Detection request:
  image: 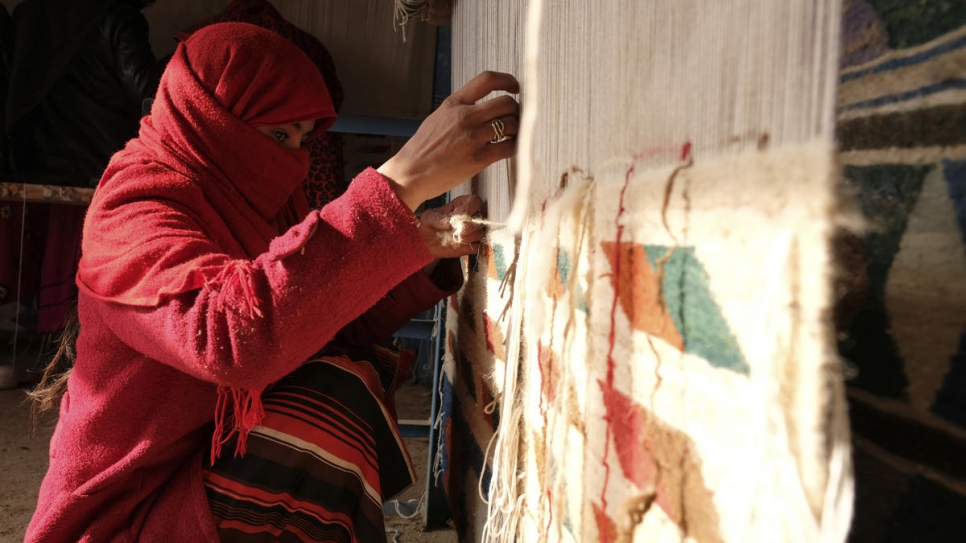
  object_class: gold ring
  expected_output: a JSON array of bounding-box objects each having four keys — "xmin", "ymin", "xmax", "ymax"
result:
[{"xmin": 489, "ymin": 119, "xmax": 507, "ymax": 143}]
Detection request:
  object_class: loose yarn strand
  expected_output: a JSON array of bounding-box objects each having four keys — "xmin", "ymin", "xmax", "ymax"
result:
[
  {"xmin": 439, "ymin": 215, "xmax": 508, "ymax": 247},
  {"xmin": 481, "ymin": 224, "xmax": 531, "ymax": 543},
  {"xmin": 392, "ymin": 0, "xmax": 428, "ymax": 43},
  {"xmin": 11, "ymin": 182, "xmax": 28, "ymax": 379}
]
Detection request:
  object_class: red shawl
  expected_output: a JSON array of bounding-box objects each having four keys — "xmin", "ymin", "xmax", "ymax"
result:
[
  {"xmin": 176, "ymin": 0, "xmax": 350, "ymax": 208},
  {"xmin": 77, "ymin": 21, "xmax": 336, "ymax": 307},
  {"xmin": 76, "ymin": 22, "xmax": 336, "ymax": 458}
]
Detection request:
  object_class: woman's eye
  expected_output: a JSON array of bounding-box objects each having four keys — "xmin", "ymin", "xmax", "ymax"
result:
[{"xmin": 272, "ymin": 131, "xmax": 287, "ymax": 143}]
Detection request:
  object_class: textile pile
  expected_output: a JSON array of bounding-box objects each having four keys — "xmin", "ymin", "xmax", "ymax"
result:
[
  {"xmin": 495, "ymin": 143, "xmax": 852, "ymax": 542},
  {"xmin": 437, "ymin": 234, "xmax": 517, "ymax": 537},
  {"xmin": 836, "ymin": 1, "xmax": 966, "ymax": 541}
]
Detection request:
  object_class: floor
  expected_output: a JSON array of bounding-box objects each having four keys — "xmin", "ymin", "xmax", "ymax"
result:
[{"xmin": 0, "ymin": 333, "xmax": 458, "ymax": 543}]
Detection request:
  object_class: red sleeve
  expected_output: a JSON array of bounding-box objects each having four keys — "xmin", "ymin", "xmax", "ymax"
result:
[
  {"xmin": 333, "ymin": 258, "xmax": 463, "ymax": 347},
  {"xmin": 92, "ymin": 169, "xmax": 434, "ymax": 390}
]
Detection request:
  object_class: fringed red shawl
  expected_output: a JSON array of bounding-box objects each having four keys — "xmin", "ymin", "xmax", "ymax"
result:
[{"xmin": 77, "ymin": 22, "xmax": 336, "ymax": 459}]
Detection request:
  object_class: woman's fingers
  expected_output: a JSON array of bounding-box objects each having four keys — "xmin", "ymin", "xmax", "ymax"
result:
[
  {"xmin": 446, "ymin": 194, "xmax": 483, "ymax": 217},
  {"xmin": 419, "ymin": 194, "xmax": 485, "ymax": 258},
  {"xmin": 478, "ymin": 115, "xmax": 520, "ymax": 144},
  {"xmin": 457, "ymin": 223, "xmax": 484, "ymax": 245},
  {"xmin": 467, "ymin": 94, "xmax": 520, "ymax": 125},
  {"xmin": 461, "ymin": 93, "xmax": 520, "ymax": 144},
  {"xmin": 450, "ymin": 71, "xmax": 520, "ymax": 105},
  {"xmin": 477, "ymin": 138, "xmax": 517, "ymax": 165},
  {"xmin": 377, "ymin": 72, "xmax": 521, "ymax": 210},
  {"xmin": 419, "ymin": 208, "xmax": 450, "ymax": 231},
  {"xmin": 421, "ymin": 195, "xmax": 483, "ymax": 233}
]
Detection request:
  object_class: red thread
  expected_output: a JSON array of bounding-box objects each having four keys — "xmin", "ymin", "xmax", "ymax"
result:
[
  {"xmin": 601, "ymin": 435, "xmax": 613, "ymax": 510},
  {"xmin": 600, "ymin": 154, "xmax": 636, "ymax": 510},
  {"xmin": 211, "ymin": 261, "xmax": 264, "ymax": 319},
  {"xmin": 599, "ymin": 141, "xmax": 692, "ymax": 513},
  {"xmin": 233, "ymin": 386, "xmax": 266, "ymax": 457},
  {"xmin": 605, "ymin": 165, "xmax": 634, "ymax": 384},
  {"xmin": 210, "ymin": 386, "xmax": 230, "ymax": 465},
  {"xmin": 604, "ymin": 143, "xmax": 686, "ymax": 386},
  {"xmin": 536, "ymin": 341, "xmax": 549, "ymax": 417},
  {"xmin": 209, "ymin": 385, "xmax": 266, "ymax": 465}
]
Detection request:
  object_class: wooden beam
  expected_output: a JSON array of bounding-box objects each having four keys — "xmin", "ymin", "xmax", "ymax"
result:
[{"xmin": 0, "ymin": 182, "xmax": 93, "ymax": 205}]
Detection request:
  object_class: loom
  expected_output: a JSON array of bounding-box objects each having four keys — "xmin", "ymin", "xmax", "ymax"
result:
[{"xmin": 443, "ymin": 0, "xmax": 853, "ymax": 541}]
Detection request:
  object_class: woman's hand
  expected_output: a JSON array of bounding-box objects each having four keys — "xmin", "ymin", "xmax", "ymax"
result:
[
  {"xmin": 379, "ymin": 71, "xmax": 520, "ymax": 211},
  {"xmin": 418, "ymin": 195, "xmax": 484, "ymax": 274}
]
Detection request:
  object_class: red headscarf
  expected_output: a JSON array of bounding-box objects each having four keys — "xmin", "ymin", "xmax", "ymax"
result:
[{"xmin": 77, "ymin": 22, "xmax": 336, "ymax": 306}]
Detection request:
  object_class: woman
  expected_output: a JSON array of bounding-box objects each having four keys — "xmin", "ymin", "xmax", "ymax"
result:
[
  {"xmin": 175, "ymin": 0, "xmax": 351, "ymax": 209},
  {"xmin": 26, "ymin": 22, "xmax": 519, "ymax": 542}
]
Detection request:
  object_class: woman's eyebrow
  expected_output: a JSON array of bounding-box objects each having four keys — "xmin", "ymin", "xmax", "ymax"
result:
[{"xmin": 297, "ymin": 123, "xmax": 314, "ymax": 142}]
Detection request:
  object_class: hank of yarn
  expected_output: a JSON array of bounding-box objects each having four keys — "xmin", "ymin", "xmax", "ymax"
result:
[{"xmin": 438, "ymin": 214, "xmax": 507, "ymax": 247}]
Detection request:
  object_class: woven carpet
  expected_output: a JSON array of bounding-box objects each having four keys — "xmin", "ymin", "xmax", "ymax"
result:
[{"xmin": 836, "ymin": 1, "xmax": 966, "ymax": 542}]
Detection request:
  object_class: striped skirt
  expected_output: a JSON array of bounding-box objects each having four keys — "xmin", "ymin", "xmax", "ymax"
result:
[{"xmin": 203, "ymin": 347, "xmax": 415, "ymax": 542}]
